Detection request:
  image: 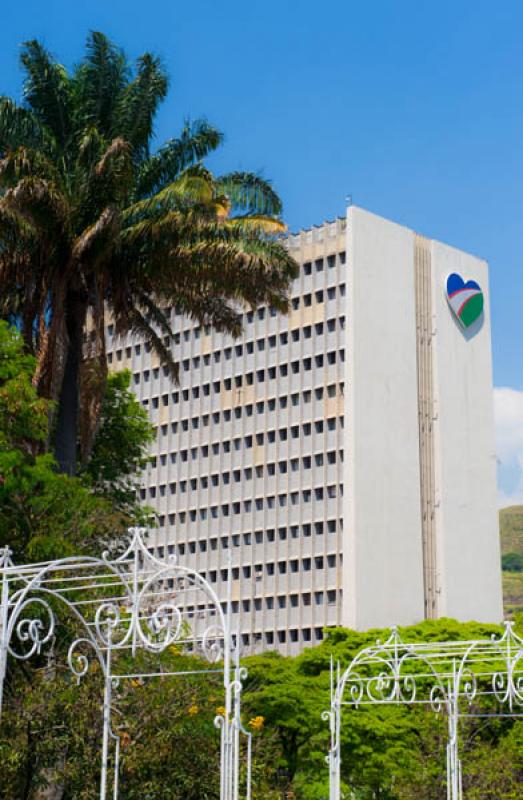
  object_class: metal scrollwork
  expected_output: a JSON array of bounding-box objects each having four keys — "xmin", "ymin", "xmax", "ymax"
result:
[
  {"xmin": 67, "ymin": 637, "xmax": 101, "ymax": 683},
  {"xmin": 202, "ymin": 624, "xmax": 226, "ymax": 663},
  {"xmin": 8, "ymin": 597, "xmax": 55, "ymax": 660},
  {"xmin": 323, "ymin": 623, "xmax": 523, "ymax": 800},
  {"xmin": 0, "ymin": 529, "xmax": 248, "ymax": 800}
]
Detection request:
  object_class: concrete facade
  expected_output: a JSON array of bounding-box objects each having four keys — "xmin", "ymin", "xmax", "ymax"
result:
[
  {"xmin": 105, "ymin": 205, "xmax": 503, "ymax": 654},
  {"xmin": 345, "ymin": 207, "xmax": 503, "ymax": 630}
]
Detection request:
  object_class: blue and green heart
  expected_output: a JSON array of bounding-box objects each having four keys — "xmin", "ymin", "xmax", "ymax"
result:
[{"xmin": 446, "ymin": 273, "xmax": 484, "ymax": 329}]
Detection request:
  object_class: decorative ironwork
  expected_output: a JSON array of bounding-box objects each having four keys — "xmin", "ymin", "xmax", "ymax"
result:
[
  {"xmin": 0, "ymin": 529, "xmax": 250, "ymax": 800},
  {"xmin": 324, "ymin": 623, "xmax": 523, "ymax": 800}
]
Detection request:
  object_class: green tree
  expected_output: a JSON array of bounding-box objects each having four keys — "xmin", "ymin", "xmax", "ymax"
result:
[
  {"xmin": 502, "ymin": 552, "xmax": 523, "ymax": 572},
  {"xmin": 80, "ymin": 369, "xmax": 154, "ymax": 522},
  {"xmin": 0, "ymin": 31, "xmax": 298, "ymax": 475},
  {"xmin": 0, "ymin": 322, "xmax": 151, "ymax": 560}
]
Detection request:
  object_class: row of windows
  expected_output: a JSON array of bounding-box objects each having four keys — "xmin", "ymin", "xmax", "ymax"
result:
[
  {"xmin": 154, "ymin": 387, "xmax": 343, "ymax": 427},
  {"xmin": 289, "ymin": 284, "xmax": 345, "ymax": 311},
  {"xmin": 183, "ymin": 589, "xmax": 337, "ymax": 616},
  {"xmin": 144, "ymin": 485, "xmax": 343, "ymax": 514},
  {"xmin": 108, "ymin": 316, "xmax": 345, "ymax": 365},
  {"xmin": 158, "ymin": 555, "xmax": 339, "ymax": 589},
  {"xmin": 106, "ymin": 260, "xmax": 346, "ymax": 340},
  {"xmin": 149, "ymin": 417, "xmax": 343, "ymax": 466},
  {"xmin": 137, "ymin": 350, "xmax": 345, "ymax": 390},
  {"xmin": 242, "ymin": 627, "xmax": 325, "ymax": 646},
  {"xmin": 149, "ymin": 452, "xmax": 342, "ymax": 492},
  {"xmin": 302, "ymin": 253, "xmax": 345, "ymax": 274},
  {"xmin": 197, "ymin": 553, "xmax": 339, "ymax": 582},
  {"xmin": 156, "ymin": 519, "xmax": 340, "ymax": 545}
]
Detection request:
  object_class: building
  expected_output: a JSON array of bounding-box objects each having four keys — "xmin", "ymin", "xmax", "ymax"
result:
[{"xmin": 106, "ymin": 205, "xmax": 503, "ymax": 655}]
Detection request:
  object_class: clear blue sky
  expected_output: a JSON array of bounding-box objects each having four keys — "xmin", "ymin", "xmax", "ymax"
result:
[{"xmin": 1, "ymin": 0, "xmax": 522, "ymax": 393}]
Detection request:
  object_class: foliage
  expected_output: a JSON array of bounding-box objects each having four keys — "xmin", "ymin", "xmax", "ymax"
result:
[
  {"xmin": 0, "ymin": 320, "xmax": 118, "ymax": 561},
  {"xmin": 502, "ymin": 551, "xmax": 523, "ymax": 572},
  {"xmin": 0, "ymin": 648, "xmax": 224, "ymax": 800},
  {"xmin": 242, "ymin": 618, "xmax": 523, "ymax": 800},
  {"xmin": 80, "ymin": 369, "xmax": 154, "ymax": 522},
  {"xmin": 0, "ymin": 322, "xmax": 151, "ymax": 561},
  {"xmin": 0, "ymin": 31, "xmax": 298, "ymax": 474},
  {"xmin": 1, "ymin": 618, "xmax": 523, "ymax": 798}
]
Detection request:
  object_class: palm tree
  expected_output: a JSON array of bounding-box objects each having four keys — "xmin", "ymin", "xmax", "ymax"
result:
[{"xmin": 0, "ymin": 32, "xmax": 297, "ymax": 475}]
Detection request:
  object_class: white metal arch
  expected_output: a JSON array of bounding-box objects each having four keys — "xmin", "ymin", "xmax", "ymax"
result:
[
  {"xmin": 0, "ymin": 529, "xmax": 251, "ymax": 800},
  {"xmin": 324, "ymin": 623, "xmax": 523, "ymax": 800}
]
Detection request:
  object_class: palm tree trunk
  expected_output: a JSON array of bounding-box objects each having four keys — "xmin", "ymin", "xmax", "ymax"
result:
[{"xmin": 54, "ymin": 294, "xmax": 86, "ymax": 475}]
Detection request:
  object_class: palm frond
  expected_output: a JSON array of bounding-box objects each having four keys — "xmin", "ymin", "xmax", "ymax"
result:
[
  {"xmin": 0, "ymin": 98, "xmax": 46, "ymax": 153},
  {"xmin": 216, "ymin": 171, "xmax": 282, "ymax": 216},
  {"xmin": 0, "ymin": 146, "xmax": 60, "ymax": 188},
  {"xmin": 114, "ymin": 53, "xmax": 168, "ymax": 159},
  {"xmin": 72, "ymin": 206, "xmax": 120, "ymax": 272},
  {"xmin": 93, "ymin": 137, "xmax": 133, "ymax": 203},
  {"xmin": 135, "ymin": 120, "xmax": 223, "ymax": 197},
  {"xmin": 73, "ymin": 31, "xmax": 128, "ymax": 136},
  {"xmin": 126, "ymin": 306, "xmax": 178, "ymax": 381},
  {"xmin": 123, "ymin": 169, "xmax": 216, "ymax": 225},
  {"xmin": 224, "ymin": 214, "xmax": 287, "ymax": 234},
  {"xmin": 20, "ymin": 40, "xmax": 72, "ymax": 149},
  {"xmin": 1, "ymin": 177, "xmax": 68, "ymax": 241}
]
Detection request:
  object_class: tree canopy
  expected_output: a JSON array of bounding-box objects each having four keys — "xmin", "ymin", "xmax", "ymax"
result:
[
  {"xmin": 0, "ymin": 31, "xmax": 298, "ymax": 474},
  {"xmin": 0, "ymin": 321, "xmax": 152, "ymax": 560}
]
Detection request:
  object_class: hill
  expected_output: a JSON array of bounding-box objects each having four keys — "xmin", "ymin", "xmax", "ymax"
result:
[
  {"xmin": 500, "ymin": 505, "xmax": 523, "ymax": 554},
  {"xmin": 500, "ymin": 505, "xmax": 523, "ymax": 616}
]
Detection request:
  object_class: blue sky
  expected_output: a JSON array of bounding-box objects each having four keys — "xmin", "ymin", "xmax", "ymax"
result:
[{"xmin": 1, "ymin": 0, "xmax": 522, "ymax": 501}]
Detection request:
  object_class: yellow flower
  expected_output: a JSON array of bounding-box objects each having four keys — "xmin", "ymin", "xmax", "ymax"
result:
[
  {"xmin": 188, "ymin": 704, "xmax": 199, "ymax": 715},
  {"xmin": 120, "ymin": 731, "xmax": 131, "ymax": 748},
  {"xmin": 215, "ymin": 706, "xmax": 226, "ymax": 716},
  {"xmin": 248, "ymin": 715, "xmax": 264, "ymax": 731}
]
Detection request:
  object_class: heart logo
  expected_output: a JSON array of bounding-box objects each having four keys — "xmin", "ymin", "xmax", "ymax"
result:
[{"xmin": 446, "ymin": 273, "xmax": 484, "ymax": 329}]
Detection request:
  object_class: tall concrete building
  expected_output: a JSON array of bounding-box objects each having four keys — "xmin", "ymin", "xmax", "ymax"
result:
[{"xmin": 106, "ymin": 205, "xmax": 503, "ymax": 654}]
